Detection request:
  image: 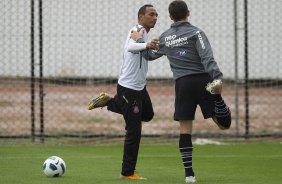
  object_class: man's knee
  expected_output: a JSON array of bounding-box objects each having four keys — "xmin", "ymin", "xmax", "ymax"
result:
[
  {"xmin": 142, "ymin": 112, "xmax": 154, "ymax": 122},
  {"xmin": 216, "ymin": 115, "xmax": 231, "ymax": 130}
]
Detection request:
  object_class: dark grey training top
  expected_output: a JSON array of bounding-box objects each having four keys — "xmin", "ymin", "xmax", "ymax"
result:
[{"xmin": 140, "ymin": 22, "xmax": 223, "ymax": 80}]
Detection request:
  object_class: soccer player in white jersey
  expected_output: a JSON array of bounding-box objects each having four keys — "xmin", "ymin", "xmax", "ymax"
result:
[{"xmin": 87, "ymin": 4, "xmax": 158, "ymax": 180}]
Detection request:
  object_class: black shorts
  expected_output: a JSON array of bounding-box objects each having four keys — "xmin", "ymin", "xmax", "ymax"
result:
[{"xmin": 174, "ymin": 74, "xmax": 215, "ymax": 121}]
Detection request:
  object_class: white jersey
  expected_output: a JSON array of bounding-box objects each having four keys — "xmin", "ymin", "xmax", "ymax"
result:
[{"xmin": 118, "ymin": 24, "xmax": 148, "ymax": 91}]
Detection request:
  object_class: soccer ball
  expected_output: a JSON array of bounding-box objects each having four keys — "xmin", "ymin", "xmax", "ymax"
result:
[{"xmin": 43, "ymin": 156, "xmax": 66, "ymax": 177}]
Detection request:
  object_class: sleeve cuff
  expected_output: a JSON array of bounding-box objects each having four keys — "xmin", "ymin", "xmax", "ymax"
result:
[{"xmin": 136, "ymin": 38, "xmax": 145, "ymax": 43}]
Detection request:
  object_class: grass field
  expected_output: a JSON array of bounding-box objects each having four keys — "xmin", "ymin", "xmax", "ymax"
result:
[{"xmin": 0, "ymin": 140, "xmax": 282, "ymax": 184}]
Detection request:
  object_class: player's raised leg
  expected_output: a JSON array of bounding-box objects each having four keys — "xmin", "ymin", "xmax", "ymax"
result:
[
  {"xmin": 206, "ymin": 79, "xmax": 231, "ymax": 129},
  {"xmin": 212, "ymin": 96, "xmax": 231, "ymax": 130}
]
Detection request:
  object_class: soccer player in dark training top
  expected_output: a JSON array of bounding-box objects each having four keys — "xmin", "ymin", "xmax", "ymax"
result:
[{"xmin": 130, "ymin": 0, "xmax": 231, "ymax": 183}]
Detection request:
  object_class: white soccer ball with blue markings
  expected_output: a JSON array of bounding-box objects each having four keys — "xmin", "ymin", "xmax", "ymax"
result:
[{"xmin": 43, "ymin": 156, "xmax": 66, "ymax": 177}]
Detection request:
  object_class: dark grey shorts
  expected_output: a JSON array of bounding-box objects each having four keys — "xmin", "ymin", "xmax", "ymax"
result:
[{"xmin": 174, "ymin": 74, "xmax": 215, "ymax": 121}]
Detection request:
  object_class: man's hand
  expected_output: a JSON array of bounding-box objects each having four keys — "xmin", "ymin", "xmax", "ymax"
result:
[
  {"xmin": 130, "ymin": 30, "xmax": 144, "ymax": 41},
  {"xmin": 146, "ymin": 38, "xmax": 159, "ymax": 50}
]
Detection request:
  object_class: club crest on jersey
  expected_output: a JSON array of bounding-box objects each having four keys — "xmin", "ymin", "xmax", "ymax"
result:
[
  {"xmin": 133, "ymin": 106, "xmax": 139, "ymax": 114},
  {"xmin": 176, "ymin": 50, "xmax": 187, "ymax": 57}
]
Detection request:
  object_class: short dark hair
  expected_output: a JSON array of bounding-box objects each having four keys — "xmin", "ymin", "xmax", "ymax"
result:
[
  {"xmin": 138, "ymin": 4, "xmax": 153, "ymax": 20},
  {"xmin": 168, "ymin": 0, "xmax": 189, "ymax": 21}
]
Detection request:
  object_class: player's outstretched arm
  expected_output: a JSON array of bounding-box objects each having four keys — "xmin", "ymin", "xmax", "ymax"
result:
[
  {"xmin": 127, "ymin": 28, "xmax": 147, "ymax": 53},
  {"xmin": 130, "ymin": 30, "xmax": 163, "ymax": 60},
  {"xmin": 128, "ymin": 30, "xmax": 159, "ymax": 52}
]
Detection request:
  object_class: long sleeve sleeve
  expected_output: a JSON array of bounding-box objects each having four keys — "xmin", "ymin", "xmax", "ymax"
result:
[
  {"xmin": 195, "ymin": 31, "xmax": 223, "ymax": 79},
  {"xmin": 127, "ymin": 39, "xmax": 147, "ymax": 52},
  {"xmin": 127, "ymin": 26, "xmax": 147, "ymax": 53}
]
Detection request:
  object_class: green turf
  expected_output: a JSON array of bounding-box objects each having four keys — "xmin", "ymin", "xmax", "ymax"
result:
[{"xmin": 0, "ymin": 142, "xmax": 281, "ymax": 184}]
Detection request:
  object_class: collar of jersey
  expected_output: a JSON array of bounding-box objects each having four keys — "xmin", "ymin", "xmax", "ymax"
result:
[{"xmin": 171, "ymin": 21, "xmax": 190, "ymax": 27}]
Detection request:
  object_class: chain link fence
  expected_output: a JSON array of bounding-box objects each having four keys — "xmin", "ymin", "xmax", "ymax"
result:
[{"xmin": 1, "ymin": 0, "xmax": 282, "ymax": 141}]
